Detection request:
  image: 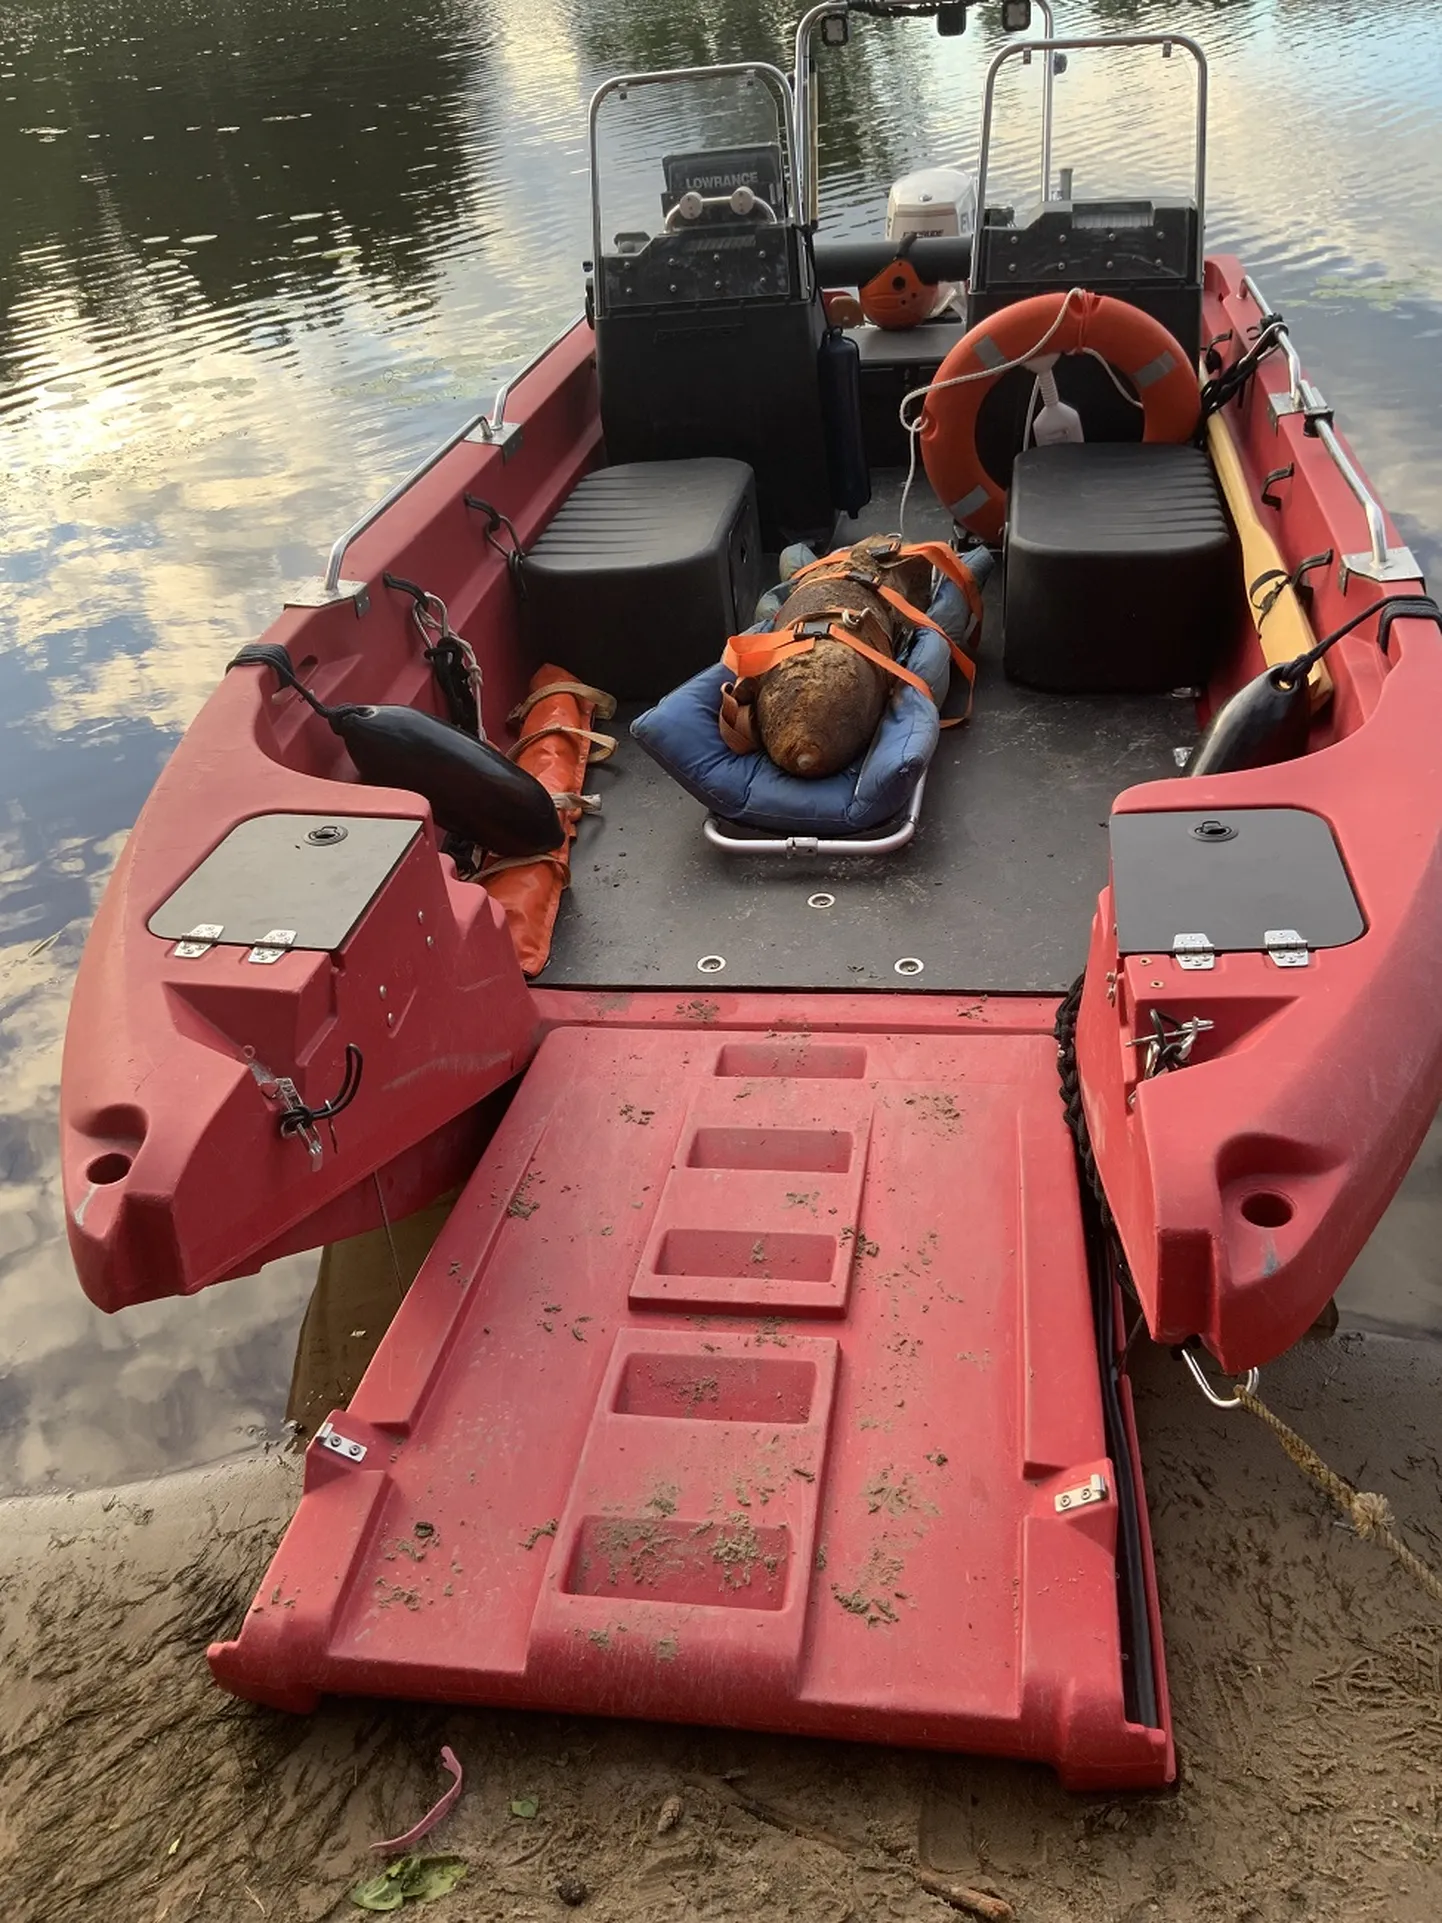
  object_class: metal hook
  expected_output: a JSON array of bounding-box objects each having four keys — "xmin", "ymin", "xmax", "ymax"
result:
[
  {"xmin": 464, "ymin": 494, "xmax": 528, "ymax": 600},
  {"xmin": 1126, "ymin": 1009, "xmax": 1214, "ymax": 1079},
  {"xmin": 1180, "ymin": 1341, "xmax": 1259, "ymax": 1408}
]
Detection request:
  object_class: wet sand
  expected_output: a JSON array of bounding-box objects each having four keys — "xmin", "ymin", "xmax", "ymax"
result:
[{"xmin": 4, "ymin": 1331, "xmax": 1439, "ymax": 1923}]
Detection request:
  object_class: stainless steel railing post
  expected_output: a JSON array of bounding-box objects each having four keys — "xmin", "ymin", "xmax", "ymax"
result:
[
  {"xmin": 309, "ymin": 315, "xmax": 584, "ymax": 604},
  {"xmin": 977, "ymin": 34, "xmax": 1208, "ymax": 284}
]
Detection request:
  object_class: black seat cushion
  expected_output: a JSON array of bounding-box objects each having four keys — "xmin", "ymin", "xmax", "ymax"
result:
[
  {"xmin": 1003, "ymin": 442, "xmax": 1235, "ymax": 694},
  {"xmin": 523, "ymin": 460, "xmax": 762, "ymax": 703}
]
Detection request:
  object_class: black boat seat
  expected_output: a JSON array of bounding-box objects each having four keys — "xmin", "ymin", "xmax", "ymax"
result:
[
  {"xmin": 522, "ymin": 459, "xmax": 763, "ymax": 704},
  {"xmin": 1002, "ymin": 442, "xmax": 1235, "ymax": 694}
]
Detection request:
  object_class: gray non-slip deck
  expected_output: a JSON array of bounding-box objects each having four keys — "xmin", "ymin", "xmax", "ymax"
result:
[{"xmin": 542, "ymin": 478, "xmax": 1195, "ymax": 996}]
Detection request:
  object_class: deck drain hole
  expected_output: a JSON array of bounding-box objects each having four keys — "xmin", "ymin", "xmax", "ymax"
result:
[
  {"xmin": 894, "ymin": 957, "xmax": 924, "ymax": 978},
  {"xmin": 1192, "ymin": 818, "xmax": 1236, "ymax": 842},
  {"xmin": 697, "ymin": 954, "xmax": 726, "ymax": 975},
  {"xmin": 807, "ymin": 893, "xmax": 835, "ymax": 910},
  {"xmin": 1240, "ymin": 1189, "xmax": 1294, "ymax": 1228},
  {"xmin": 306, "ymin": 823, "xmax": 348, "ymax": 845},
  {"xmin": 86, "ymin": 1151, "xmax": 132, "ymax": 1185}
]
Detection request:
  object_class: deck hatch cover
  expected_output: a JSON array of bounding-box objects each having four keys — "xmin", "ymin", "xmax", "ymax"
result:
[
  {"xmin": 209, "ymin": 1022, "xmax": 1173, "ymax": 1790},
  {"xmin": 148, "ymin": 814, "xmax": 422, "ymax": 951},
  {"xmin": 1110, "ymin": 808, "xmax": 1363, "ymax": 955}
]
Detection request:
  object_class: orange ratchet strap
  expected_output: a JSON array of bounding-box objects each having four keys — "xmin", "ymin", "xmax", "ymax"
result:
[{"xmin": 718, "ymin": 541, "xmax": 984, "ymax": 756}]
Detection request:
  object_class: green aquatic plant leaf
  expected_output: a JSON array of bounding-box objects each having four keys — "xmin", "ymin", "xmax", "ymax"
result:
[
  {"xmin": 350, "ymin": 1875, "xmax": 405, "ymax": 1915},
  {"xmin": 1310, "ymin": 274, "xmax": 1428, "ymax": 311},
  {"xmin": 350, "ymin": 1854, "xmax": 469, "ymax": 1910}
]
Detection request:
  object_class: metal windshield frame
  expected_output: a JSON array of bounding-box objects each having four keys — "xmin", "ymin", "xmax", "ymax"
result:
[
  {"xmin": 586, "ymin": 61, "xmax": 802, "ymax": 284},
  {"xmin": 793, "ymin": 0, "xmax": 1060, "ymax": 227},
  {"xmin": 976, "ymin": 33, "xmax": 1209, "ymax": 283}
]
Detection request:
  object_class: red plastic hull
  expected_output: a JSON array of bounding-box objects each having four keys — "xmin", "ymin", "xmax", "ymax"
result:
[
  {"xmin": 1076, "ymin": 257, "xmax": 1442, "ymax": 1370},
  {"xmin": 61, "ymin": 324, "xmax": 600, "ymax": 1310},
  {"xmin": 60, "ymin": 261, "xmax": 1442, "ymax": 1384}
]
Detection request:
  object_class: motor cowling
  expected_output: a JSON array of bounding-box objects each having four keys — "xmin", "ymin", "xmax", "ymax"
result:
[
  {"xmin": 860, "ymin": 165, "xmax": 977, "ymax": 329},
  {"xmin": 859, "ymin": 246, "xmax": 936, "ymax": 330}
]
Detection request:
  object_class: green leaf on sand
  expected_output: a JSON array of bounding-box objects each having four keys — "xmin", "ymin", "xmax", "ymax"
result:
[
  {"xmin": 510, "ymin": 1796, "xmax": 539, "ymax": 1820},
  {"xmin": 350, "ymin": 1854, "xmax": 468, "ymax": 1910}
]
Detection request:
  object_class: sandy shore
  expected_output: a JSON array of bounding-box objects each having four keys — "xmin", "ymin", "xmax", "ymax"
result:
[{"xmin": 3, "ymin": 1331, "xmax": 1440, "ymax": 1923}]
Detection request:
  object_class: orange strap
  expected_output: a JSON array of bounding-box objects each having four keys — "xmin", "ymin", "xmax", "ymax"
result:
[
  {"xmin": 719, "ymin": 541, "xmax": 984, "ymax": 755},
  {"xmin": 790, "ymin": 538, "xmax": 986, "ymax": 628},
  {"xmin": 723, "ymin": 619, "xmax": 937, "ymax": 700},
  {"xmin": 509, "ymin": 721, "xmax": 617, "ymax": 762},
  {"xmin": 507, "ymin": 678, "xmax": 618, "ymax": 726},
  {"xmin": 790, "ymin": 539, "xmax": 984, "ymax": 711},
  {"xmin": 717, "ymin": 685, "xmax": 754, "ymax": 754}
]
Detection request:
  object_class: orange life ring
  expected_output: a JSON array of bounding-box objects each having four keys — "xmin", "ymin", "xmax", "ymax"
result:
[{"xmin": 919, "ymin": 290, "xmax": 1200, "ymax": 543}]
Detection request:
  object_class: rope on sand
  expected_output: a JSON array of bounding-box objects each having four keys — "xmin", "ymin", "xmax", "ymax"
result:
[{"xmin": 1234, "ymin": 1385, "xmax": 1442, "ymax": 1609}]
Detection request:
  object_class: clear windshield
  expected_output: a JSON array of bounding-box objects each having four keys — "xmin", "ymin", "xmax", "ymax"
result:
[{"xmin": 592, "ymin": 67, "xmax": 795, "ymax": 258}]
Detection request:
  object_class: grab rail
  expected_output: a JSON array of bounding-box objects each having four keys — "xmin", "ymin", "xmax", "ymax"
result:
[
  {"xmin": 1238, "ymin": 274, "xmax": 1418, "ymax": 585},
  {"xmin": 1301, "ymin": 379, "xmax": 1390, "ymax": 575},
  {"xmin": 1241, "ymin": 271, "xmax": 1304, "ymax": 414},
  {"xmin": 317, "ymin": 316, "xmax": 583, "ymax": 600},
  {"xmin": 793, "ymin": 0, "xmax": 1058, "ymax": 226},
  {"xmin": 1300, "ymin": 377, "xmax": 1421, "ymax": 583},
  {"xmin": 976, "ymin": 34, "xmax": 1208, "ymax": 286}
]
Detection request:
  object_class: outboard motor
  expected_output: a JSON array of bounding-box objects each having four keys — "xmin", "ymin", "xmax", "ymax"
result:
[{"xmin": 863, "ymin": 166, "xmax": 976, "ymax": 327}]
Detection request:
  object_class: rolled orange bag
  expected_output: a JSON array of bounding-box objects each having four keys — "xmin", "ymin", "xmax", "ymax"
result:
[{"xmin": 482, "ymin": 664, "xmax": 615, "ymax": 977}]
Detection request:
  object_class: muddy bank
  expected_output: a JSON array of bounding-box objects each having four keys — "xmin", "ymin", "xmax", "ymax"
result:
[{"xmin": 2, "ymin": 1333, "xmax": 1440, "ymax": 1923}]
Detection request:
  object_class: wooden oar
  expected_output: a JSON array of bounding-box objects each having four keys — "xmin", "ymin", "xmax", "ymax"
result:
[{"xmin": 1205, "ymin": 407, "xmax": 1332, "ymax": 708}]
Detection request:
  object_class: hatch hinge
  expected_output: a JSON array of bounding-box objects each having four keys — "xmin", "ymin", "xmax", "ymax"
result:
[
  {"xmin": 1172, "ymin": 931, "xmax": 1216, "ymax": 971},
  {"xmin": 1054, "ymin": 1472, "xmax": 1109, "ymax": 1514},
  {"xmin": 315, "ymin": 1421, "xmax": 368, "ymax": 1463},
  {"xmin": 173, "ymin": 922, "xmax": 224, "ymax": 959},
  {"xmin": 1264, "ymin": 927, "xmax": 1310, "ymax": 968},
  {"xmin": 247, "ymin": 927, "xmax": 297, "ymax": 965}
]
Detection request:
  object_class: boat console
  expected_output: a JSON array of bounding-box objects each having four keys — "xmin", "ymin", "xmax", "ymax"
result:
[{"xmin": 590, "ymin": 66, "xmax": 855, "ymax": 548}]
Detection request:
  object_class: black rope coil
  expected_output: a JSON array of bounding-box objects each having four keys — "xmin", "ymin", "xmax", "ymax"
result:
[
  {"xmin": 1197, "ymin": 315, "xmax": 1287, "ymax": 428},
  {"xmin": 1055, "ymin": 974, "xmax": 1136, "ymax": 1297}
]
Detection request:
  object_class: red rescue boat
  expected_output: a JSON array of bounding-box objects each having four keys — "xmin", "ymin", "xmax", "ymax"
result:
[{"xmin": 60, "ymin": 8, "xmax": 1442, "ymax": 1787}]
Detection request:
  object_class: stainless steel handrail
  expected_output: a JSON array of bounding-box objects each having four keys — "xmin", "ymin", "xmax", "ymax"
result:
[
  {"xmin": 977, "ymin": 34, "xmax": 1208, "ymax": 285},
  {"xmin": 793, "ymin": 0, "xmax": 1058, "ymax": 227},
  {"xmin": 1300, "ymin": 379, "xmax": 1390, "ymax": 574},
  {"xmin": 1240, "ymin": 275, "xmax": 1412, "ymax": 579},
  {"xmin": 1241, "ymin": 271, "xmax": 1303, "ymax": 411},
  {"xmin": 320, "ymin": 315, "xmax": 583, "ymax": 597},
  {"xmin": 587, "ymin": 62, "xmax": 801, "ymax": 284}
]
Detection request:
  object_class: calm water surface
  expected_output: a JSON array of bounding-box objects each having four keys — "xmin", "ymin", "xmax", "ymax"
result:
[{"xmin": 3, "ymin": 0, "xmax": 1441, "ymax": 1489}]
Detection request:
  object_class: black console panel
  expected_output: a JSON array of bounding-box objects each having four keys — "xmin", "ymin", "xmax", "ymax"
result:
[{"xmin": 972, "ymin": 198, "xmax": 1203, "ymax": 360}]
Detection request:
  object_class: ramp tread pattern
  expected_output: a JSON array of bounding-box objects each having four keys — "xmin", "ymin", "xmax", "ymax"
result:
[{"xmin": 210, "ymin": 1022, "xmax": 1172, "ymax": 1789}]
